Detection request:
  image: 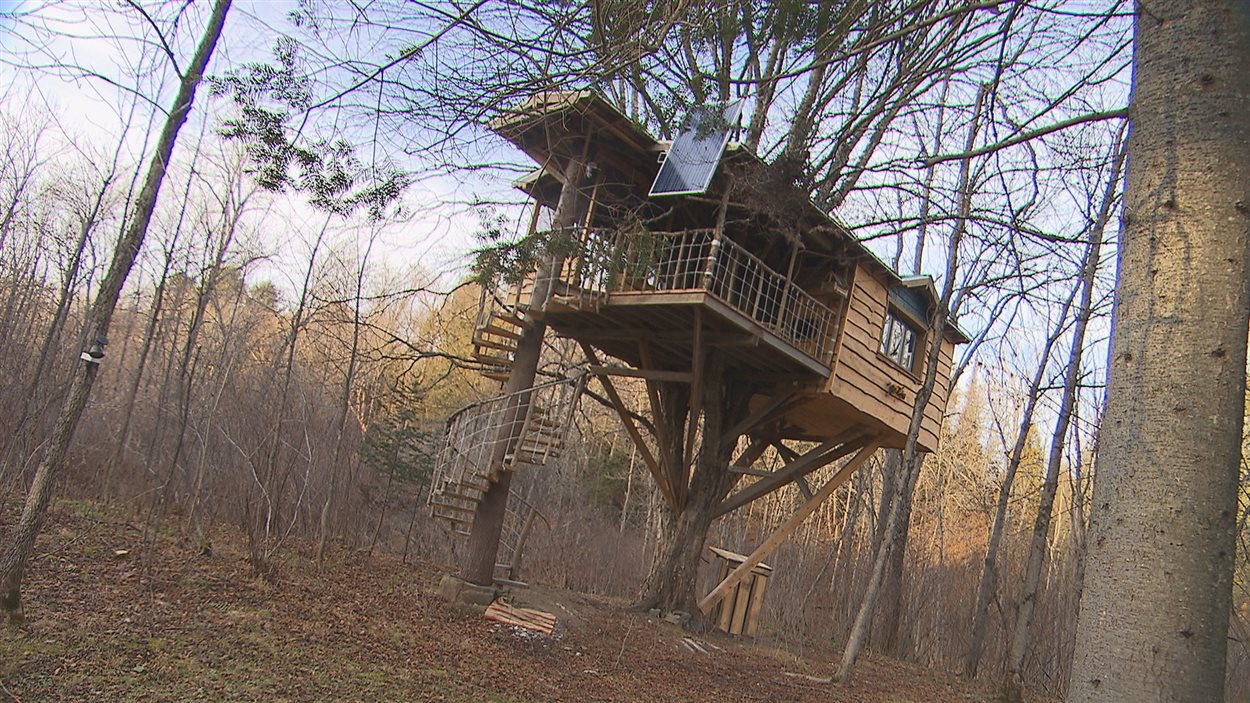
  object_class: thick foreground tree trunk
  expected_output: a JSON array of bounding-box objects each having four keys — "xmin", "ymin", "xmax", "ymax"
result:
[
  {"xmin": 1068, "ymin": 3, "xmax": 1250, "ymax": 701},
  {"xmin": 0, "ymin": 0, "xmax": 232, "ymax": 625}
]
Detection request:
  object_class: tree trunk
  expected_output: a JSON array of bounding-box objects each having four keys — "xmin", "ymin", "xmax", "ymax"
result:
[
  {"xmin": 965, "ymin": 276, "xmax": 1082, "ymax": 676},
  {"xmin": 0, "ymin": 0, "xmax": 232, "ymax": 625},
  {"xmin": 876, "ymin": 451, "xmax": 918, "ymax": 654},
  {"xmin": 834, "ymin": 81, "xmax": 988, "ymax": 685},
  {"xmin": 318, "ymin": 232, "xmax": 373, "ymax": 560},
  {"xmin": 1068, "ymin": 3, "xmax": 1249, "ymax": 701},
  {"xmin": 635, "ymin": 353, "xmax": 747, "ymax": 617},
  {"xmin": 460, "ymin": 155, "xmax": 588, "ymax": 586}
]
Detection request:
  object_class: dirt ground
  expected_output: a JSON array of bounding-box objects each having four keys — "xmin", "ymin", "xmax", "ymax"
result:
[{"xmin": 0, "ymin": 501, "xmax": 1015, "ymax": 702}]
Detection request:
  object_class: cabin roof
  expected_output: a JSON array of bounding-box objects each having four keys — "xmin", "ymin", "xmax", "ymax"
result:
[{"xmin": 492, "ymin": 91, "xmax": 969, "ymax": 345}]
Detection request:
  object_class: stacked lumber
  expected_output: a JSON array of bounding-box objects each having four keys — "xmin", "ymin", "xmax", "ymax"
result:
[{"xmin": 484, "ymin": 599, "xmax": 557, "ymax": 636}]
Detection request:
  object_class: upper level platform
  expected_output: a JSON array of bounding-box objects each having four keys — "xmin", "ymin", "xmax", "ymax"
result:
[{"xmin": 545, "ymin": 228, "xmax": 839, "ymax": 378}]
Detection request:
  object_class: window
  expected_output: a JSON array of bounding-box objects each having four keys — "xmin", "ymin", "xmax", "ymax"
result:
[{"xmin": 880, "ymin": 311, "xmax": 919, "ymax": 372}]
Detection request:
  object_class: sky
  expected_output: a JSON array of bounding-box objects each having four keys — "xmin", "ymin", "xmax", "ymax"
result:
[{"xmin": 0, "ymin": 0, "xmax": 514, "ymax": 299}]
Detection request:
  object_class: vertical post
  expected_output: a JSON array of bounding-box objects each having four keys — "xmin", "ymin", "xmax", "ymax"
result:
[
  {"xmin": 703, "ymin": 233, "xmax": 721, "ymax": 295},
  {"xmin": 777, "ymin": 243, "xmax": 801, "ymax": 340}
]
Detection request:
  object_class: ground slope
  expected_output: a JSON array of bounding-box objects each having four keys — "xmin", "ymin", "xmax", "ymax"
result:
[{"xmin": 0, "ymin": 501, "xmax": 1015, "ymax": 702}]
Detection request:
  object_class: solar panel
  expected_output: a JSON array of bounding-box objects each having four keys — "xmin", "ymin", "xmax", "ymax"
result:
[{"xmin": 649, "ymin": 100, "xmax": 742, "ymax": 197}]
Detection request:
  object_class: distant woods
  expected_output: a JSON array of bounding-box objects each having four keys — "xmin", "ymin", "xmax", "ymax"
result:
[{"xmin": 0, "ymin": 104, "xmax": 494, "ymax": 566}]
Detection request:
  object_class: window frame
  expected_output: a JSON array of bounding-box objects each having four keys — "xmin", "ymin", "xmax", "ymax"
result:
[{"xmin": 879, "ymin": 308, "xmax": 924, "ymax": 376}]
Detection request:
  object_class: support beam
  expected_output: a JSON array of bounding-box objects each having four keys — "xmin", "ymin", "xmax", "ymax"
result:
[
  {"xmin": 562, "ymin": 326, "xmax": 757, "ymax": 347},
  {"xmin": 726, "ymin": 436, "xmax": 773, "ymax": 492},
  {"xmin": 714, "ymin": 430, "xmax": 869, "ymax": 518},
  {"xmin": 720, "ymin": 387, "xmax": 800, "ymax": 451},
  {"xmin": 684, "ymin": 308, "xmax": 705, "ymax": 476},
  {"xmin": 771, "ymin": 441, "xmax": 813, "ymax": 499},
  {"xmin": 639, "ymin": 339, "xmax": 685, "ymax": 507},
  {"xmin": 698, "ymin": 438, "xmax": 883, "ymax": 614},
  {"xmin": 579, "ymin": 342, "xmax": 676, "ymax": 509},
  {"xmin": 587, "ymin": 365, "xmax": 692, "ymax": 383},
  {"xmin": 795, "ymin": 477, "xmax": 814, "ymax": 500}
]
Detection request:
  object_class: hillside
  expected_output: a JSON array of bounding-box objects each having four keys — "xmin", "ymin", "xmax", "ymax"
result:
[{"xmin": 0, "ymin": 501, "xmax": 1019, "ymax": 703}]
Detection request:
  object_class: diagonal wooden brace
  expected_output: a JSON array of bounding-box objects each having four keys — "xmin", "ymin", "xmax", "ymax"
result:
[
  {"xmin": 713, "ymin": 429, "xmax": 869, "ymax": 518},
  {"xmin": 698, "ymin": 437, "xmax": 882, "ymax": 614}
]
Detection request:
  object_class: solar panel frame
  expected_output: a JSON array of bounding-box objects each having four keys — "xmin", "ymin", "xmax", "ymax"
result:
[{"xmin": 648, "ymin": 100, "xmax": 743, "ymax": 197}]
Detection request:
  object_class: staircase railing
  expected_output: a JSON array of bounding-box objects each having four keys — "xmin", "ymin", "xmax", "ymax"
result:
[{"xmin": 428, "ymin": 371, "xmax": 587, "ymax": 533}]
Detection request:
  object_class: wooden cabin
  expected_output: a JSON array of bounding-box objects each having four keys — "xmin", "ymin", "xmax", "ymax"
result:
[{"xmin": 490, "ymin": 92, "xmax": 967, "ymax": 454}]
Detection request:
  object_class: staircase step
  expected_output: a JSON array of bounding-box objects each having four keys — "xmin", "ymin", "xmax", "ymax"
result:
[
  {"xmin": 518, "ymin": 439, "xmax": 562, "ymax": 452},
  {"xmin": 432, "ymin": 508, "xmax": 474, "ymax": 526},
  {"xmin": 510, "ymin": 451, "xmax": 556, "ymax": 466},
  {"xmin": 516, "ymin": 448, "xmax": 561, "ymax": 461},
  {"xmin": 434, "ymin": 490, "xmax": 481, "ymax": 506},
  {"xmin": 472, "ymin": 336, "xmax": 518, "ymax": 353},
  {"xmin": 432, "ymin": 501, "xmax": 477, "ymax": 515},
  {"xmin": 449, "ymin": 476, "xmax": 491, "ymax": 492},
  {"xmin": 482, "ymin": 370, "xmax": 511, "ymax": 382},
  {"xmin": 474, "ymin": 353, "xmax": 515, "ymax": 367},
  {"xmin": 477, "ymin": 322, "xmax": 525, "ymax": 340},
  {"xmin": 492, "ymin": 310, "xmax": 531, "ymax": 328}
]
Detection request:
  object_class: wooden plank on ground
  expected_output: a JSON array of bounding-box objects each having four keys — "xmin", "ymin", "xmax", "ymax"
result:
[{"xmin": 484, "ymin": 599, "xmax": 557, "ymax": 636}]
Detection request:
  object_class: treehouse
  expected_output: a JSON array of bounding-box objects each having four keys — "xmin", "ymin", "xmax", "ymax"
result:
[
  {"xmin": 430, "ymin": 92, "xmax": 967, "ymax": 616},
  {"xmin": 487, "ymin": 91, "xmax": 967, "ymax": 455}
]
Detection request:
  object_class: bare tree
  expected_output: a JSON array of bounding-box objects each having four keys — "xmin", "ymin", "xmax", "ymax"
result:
[
  {"xmin": 1002, "ymin": 128, "xmax": 1123, "ymax": 702},
  {"xmin": 0, "ymin": 0, "xmax": 232, "ymax": 625}
]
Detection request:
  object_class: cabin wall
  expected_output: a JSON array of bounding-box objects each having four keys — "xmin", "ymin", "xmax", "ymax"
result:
[{"xmin": 824, "ymin": 265, "xmax": 953, "ymax": 452}]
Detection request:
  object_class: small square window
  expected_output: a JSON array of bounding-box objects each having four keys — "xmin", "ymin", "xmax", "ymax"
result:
[{"xmin": 881, "ymin": 311, "xmax": 918, "ymax": 372}]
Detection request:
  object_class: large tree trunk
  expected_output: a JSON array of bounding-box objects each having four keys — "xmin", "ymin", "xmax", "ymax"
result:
[
  {"xmin": 0, "ymin": 0, "xmax": 231, "ymax": 625},
  {"xmin": 635, "ymin": 353, "xmax": 748, "ymax": 617},
  {"xmin": 1068, "ymin": 3, "xmax": 1249, "ymax": 701}
]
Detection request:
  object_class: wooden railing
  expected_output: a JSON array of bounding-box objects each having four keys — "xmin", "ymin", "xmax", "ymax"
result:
[{"xmin": 558, "ymin": 229, "xmax": 838, "ymax": 366}]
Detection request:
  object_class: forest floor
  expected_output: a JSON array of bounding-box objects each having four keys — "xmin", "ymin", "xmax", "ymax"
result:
[{"xmin": 0, "ymin": 500, "xmax": 1028, "ymax": 702}]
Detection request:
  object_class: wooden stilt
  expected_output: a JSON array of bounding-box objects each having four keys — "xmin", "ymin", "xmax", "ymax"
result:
[
  {"xmin": 684, "ymin": 308, "xmax": 705, "ymax": 477},
  {"xmin": 698, "ymin": 437, "xmax": 882, "ymax": 614}
]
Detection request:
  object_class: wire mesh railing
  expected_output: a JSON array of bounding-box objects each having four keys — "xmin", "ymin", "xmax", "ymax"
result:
[
  {"xmin": 428, "ymin": 371, "xmax": 587, "ymax": 528},
  {"xmin": 558, "ymin": 229, "xmax": 837, "ymax": 365}
]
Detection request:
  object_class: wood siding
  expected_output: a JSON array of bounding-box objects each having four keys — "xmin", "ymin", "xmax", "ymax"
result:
[{"xmin": 824, "ymin": 266, "xmax": 953, "ymax": 452}]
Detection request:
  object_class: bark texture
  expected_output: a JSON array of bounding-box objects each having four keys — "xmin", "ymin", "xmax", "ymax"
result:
[
  {"xmin": 1068, "ymin": 3, "xmax": 1250, "ymax": 700},
  {"xmin": 636, "ymin": 353, "xmax": 748, "ymax": 616}
]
